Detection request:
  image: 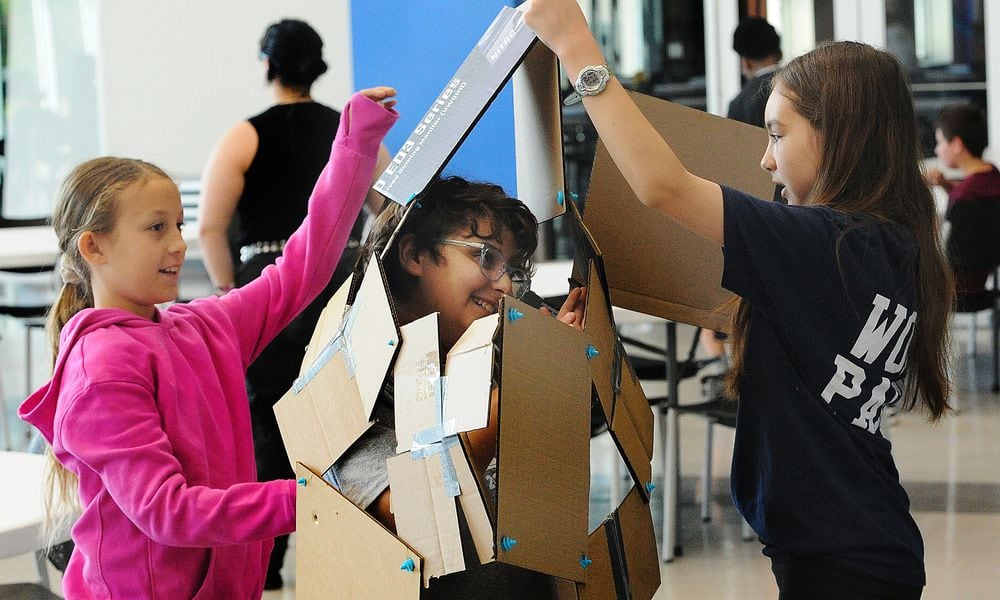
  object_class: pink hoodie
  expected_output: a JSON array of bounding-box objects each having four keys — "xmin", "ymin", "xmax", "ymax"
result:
[{"xmin": 19, "ymin": 93, "xmax": 397, "ymax": 599}]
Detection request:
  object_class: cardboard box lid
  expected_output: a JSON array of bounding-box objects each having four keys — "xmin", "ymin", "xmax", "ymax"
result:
[
  {"xmin": 373, "ymin": 6, "xmax": 536, "ymax": 206},
  {"xmin": 496, "ymin": 296, "xmax": 592, "ymax": 583},
  {"xmin": 294, "ymin": 463, "xmax": 422, "ymax": 600},
  {"xmin": 582, "ymin": 91, "xmax": 775, "ymax": 332}
]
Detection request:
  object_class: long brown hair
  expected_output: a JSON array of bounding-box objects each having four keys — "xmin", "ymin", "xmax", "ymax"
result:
[
  {"xmin": 726, "ymin": 41, "xmax": 953, "ymax": 420},
  {"xmin": 43, "ymin": 157, "xmax": 170, "ymax": 545}
]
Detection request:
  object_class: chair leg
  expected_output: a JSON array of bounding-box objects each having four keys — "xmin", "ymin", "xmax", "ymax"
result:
[
  {"xmin": 968, "ymin": 312, "xmax": 978, "ymax": 356},
  {"xmin": 741, "ymin": 517, "xmax": 755, "ymax": 541},
  {"xmin": 701, "ymin": 419, "xmax": 713, "ymax": 522},
  {"xmin": 992, "ymin": 307, "xmax": 999, "ymax": 393}
]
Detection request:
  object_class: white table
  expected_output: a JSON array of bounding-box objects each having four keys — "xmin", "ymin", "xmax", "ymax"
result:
[
  {"xmin": 0, "ymin": 451, "xmax": 70, "ymax": 589},
  {"xmin": 0, "ymin": 225, "xmax": 202, "ymax": 270}
]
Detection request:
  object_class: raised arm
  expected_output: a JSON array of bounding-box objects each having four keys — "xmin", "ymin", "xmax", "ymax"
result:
[
  {"xmin": 523, "ymin": 0, "xmax": 724, "ymax": 245},
  {"xmin": 199, "ymin": 121, "xmax": 258, "ymax": 292}
]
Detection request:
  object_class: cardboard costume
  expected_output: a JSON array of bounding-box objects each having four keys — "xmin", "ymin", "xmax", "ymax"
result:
[{"xmin": 275, "ymin": 5, "xmax": 774, "ymax": 597}]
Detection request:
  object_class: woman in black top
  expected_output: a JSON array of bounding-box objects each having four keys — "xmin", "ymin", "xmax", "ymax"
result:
[{"xmin": 198, "ymin": 19, "xmax": 389, "ymax": 589}]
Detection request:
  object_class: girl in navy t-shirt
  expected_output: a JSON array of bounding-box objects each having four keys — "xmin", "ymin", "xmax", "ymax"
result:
[{"xmin": 526, "ymin": 1, "xmax": 953, "ymax": 598}]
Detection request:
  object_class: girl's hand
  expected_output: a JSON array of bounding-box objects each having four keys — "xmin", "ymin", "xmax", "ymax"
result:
[
  {"xmin": 358, "ymin": 86, "xmax": 398, "ymax": 110},
  {"xmin": 523, "ymin": 0, "xmax": 595, "ymax": 60},
  {"xmin": 546, "ymin": 286, "xmax": 587, "ymax": 331}
]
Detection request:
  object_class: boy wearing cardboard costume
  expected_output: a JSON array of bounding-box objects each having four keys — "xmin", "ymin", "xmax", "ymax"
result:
[{"xmin": 324, "ymin": 174, "xmax": 586, "ymax": 598}]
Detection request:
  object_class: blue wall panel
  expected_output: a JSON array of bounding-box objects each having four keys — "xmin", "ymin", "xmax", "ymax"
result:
[{"xmin": 350, "ymin": 1, "xmax": 518, "ymax": 195}]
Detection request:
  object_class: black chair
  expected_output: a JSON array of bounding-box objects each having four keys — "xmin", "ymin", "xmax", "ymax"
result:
[{"xmin": 945, "ymin": 199, "xmax": 1000, "ymax": 392}]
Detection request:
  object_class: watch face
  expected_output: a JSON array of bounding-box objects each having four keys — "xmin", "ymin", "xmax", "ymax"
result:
[{"xmin": 581, "ymin": 70, "xmax": 603, "ymax": 89}]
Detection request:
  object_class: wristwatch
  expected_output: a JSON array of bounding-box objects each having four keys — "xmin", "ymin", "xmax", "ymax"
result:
[{"xmin": 563, "ymin": 65, "xmax": 613, "ymax": 106}]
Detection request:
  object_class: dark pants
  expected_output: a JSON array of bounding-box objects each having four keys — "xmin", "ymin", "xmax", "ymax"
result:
[
  {"xmin": 771, "ymin": 554, "xmax": 923, "ymax": 600},
  {"xmin": 238, "ymin": 246, "xmax": 358, "ymax": 583}
]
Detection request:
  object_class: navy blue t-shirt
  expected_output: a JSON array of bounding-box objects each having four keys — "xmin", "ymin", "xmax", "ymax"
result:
[{"xmin": 721, "ymin": 186, "xmax": 925, "ymax": 587}]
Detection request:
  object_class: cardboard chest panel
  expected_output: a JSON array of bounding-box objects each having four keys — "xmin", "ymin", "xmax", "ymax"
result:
[
  {"xmin": 294, "ymin": 463, "xmax": 422, "ymax": 600},
  {"xmin": 582, "ymin": 91, "xmax": 776, "ymax": 333},
  {"xmin": 274, "ymin": 257, "xmax": 399, "ymax": 474}
]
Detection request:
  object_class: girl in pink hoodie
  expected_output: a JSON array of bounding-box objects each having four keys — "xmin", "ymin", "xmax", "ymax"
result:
[{"xmin": 19, "ymin": 88, "xmax": 398, "ymax": 599}]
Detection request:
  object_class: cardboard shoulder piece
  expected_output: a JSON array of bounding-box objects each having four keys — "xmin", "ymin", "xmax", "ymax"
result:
[
  {"xmin": 372, "ymin": 5, "xmax": 566, "ymax": 223},
  {"xmin": 563, "ymin": 199, "xmax": 654, "ymax": 500},
  {"xmin": 582, "ymin": 91, "xmax": 775, "ymax": 333},
  {"xmin": 274, "ymin": 256, "xmax": 399, "ymax": 474},
  {"xmin": 571, "ymin": 486, "xmax": 660, "ymax": 600},
  {"xmin": 294, "ymin": 463, "xmax": 422, "ymax": 600}
]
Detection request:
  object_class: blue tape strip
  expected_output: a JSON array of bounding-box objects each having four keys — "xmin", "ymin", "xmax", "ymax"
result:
[
  {"xmin": 293, "ymin": 297, "xmax": 363, "ymax": 393},
  {"xmin": 410, "ymin": 377, "xmax": 462, "ymax": 497}
]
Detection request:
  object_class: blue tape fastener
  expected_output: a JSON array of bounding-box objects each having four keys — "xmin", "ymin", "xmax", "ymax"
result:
[
  {"xmin": 293, "ymin": 298, "xmax": 362, "ymax": 392},
  {"xmin": 410, "ymin": 377, "xmax": 461, "ymax": 497}
]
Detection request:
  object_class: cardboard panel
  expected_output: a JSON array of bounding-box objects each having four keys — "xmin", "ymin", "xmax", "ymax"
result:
[
  {"xmin": 609, "ymin": 353, "xmax": 654, "ymax": 499},
  {"xmin": 575, "ymin": 521, "xmax": 617, "ymax": 600},
  {"xmin": 373, "ymin": 6, "xmax": 537, "ymax": 205},
  {"xmin": 294, "ymin": 463, "xmax": 421, "ymax": 600},
  {"xmin": 619, "ymin": 487, "xmax": 661, "ymax": 600},
  {"xmin": 352, "ymin": 257, "xmax": 401, "ymax": 419},
  {"xmin": 444, "ymin": 314, "xmax": 499, "ymax": 433},
  {"xmin": 513, "ymin": 40, "xmax": 565, "ymax": 223},
  {"xmin": 583, "ymin": 261, "xmax": 619, "ymax": 424},
  {"xmin": 387, "ymin": 452, "xmax": 465, "ymax": 587},
  {"xmin": 275, "ymin": 352, "xmax": 372, "ymax": 473},
  {"xmin": 394, "ymin": 313, "xmax": 442, "ymax": 454},
  {"xmin": 496, "ymin": 297, "xmax": 592, "ymax": 582},
  {"xmin": 583, "ymin": 91, "xmax": 774, "ymax": 332},
  {"xmin": 450, "ymin": 442, "xmax": 495, "ymax": 564},
  {"xmin": 300, "ymin": 275, "xmax": 352, "ymax": 375}
]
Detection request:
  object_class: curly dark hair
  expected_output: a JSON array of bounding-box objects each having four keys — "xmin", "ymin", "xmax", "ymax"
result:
[{"xmin": 358, "ymin": 175, "xmax": 538, "ymax": 299}]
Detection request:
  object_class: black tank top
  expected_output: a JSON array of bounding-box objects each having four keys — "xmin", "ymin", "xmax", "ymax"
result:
[{"xmin": 234, "ymin": 102, "xmax": 348, "ymax": 247}]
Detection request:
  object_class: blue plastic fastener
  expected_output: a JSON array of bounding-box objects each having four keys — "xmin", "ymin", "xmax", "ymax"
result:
[
  {"xmin": 388, "ymin": 339, "xmax": 395, "ymax": 346},
  {"xmin": 499, "ymin": 536, "xmax": 518, "ymax": 552},
  {"xmin": 646, "ymin": 482, "xmax": 656, "ymax": 493},
  {"xmin": 556, "ymin": 190, "xmax": 565, "ymax": 206},
  {"xmin": 407, "ymin": 192, "xmax": 417, "ymax": 204},
  {"xmin": 296, "ymin": 477, "xmax": 307, "ymax": 487},
  {"xmin": 586, "ymin": 345, "xmax": 600, "ymax": 359},
  {"xmin": 580, "ymin": 555, "xmax": 593, "ymax": 569},
  {"xmin": 571, "ymin": 191, "xmax": 579, "ymax": 201},
  {"xmin": 400, "ymin": 558, "xmax": 415, "ymax": 572},
  {"xmin": 507, "ymin": 307, "xmax": 524, "ymax": 322}
]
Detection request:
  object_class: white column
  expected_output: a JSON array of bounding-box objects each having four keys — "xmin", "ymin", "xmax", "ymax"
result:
[
  {"xmin": 986, "ymin": 1, "xmax": 1000, "ymax": 163},
  {"xmin": 832, "ymin": 0, "xmax": 886, "ymax": 47},
  {"xmin": 703, "ymin": 0, "xmax": 740, "ymax": 117}
]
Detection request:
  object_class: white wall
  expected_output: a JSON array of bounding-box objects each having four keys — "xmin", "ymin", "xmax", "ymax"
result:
[{"xmin": 97, "ymin": 0, "xmax": 354, "ymax": 180}]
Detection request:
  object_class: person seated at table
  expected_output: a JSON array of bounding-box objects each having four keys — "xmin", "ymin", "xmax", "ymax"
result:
[
  {"xmin": 325, "ymin": 174, "xmax": 585, "ymax": 599},
  {"xmin": 926, "ymin": 103, "xmax": 1000, "ymax": 294}
]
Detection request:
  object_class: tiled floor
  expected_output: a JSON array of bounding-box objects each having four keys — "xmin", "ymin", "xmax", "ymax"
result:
[{"xmin": 2, "ymin": 316, "xmax": 999, "ymax": 599}]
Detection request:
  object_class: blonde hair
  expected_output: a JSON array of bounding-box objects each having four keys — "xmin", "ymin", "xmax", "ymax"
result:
[{"xmin": 42, "ymin": 157, "xmax": 170, "ymax": 547}]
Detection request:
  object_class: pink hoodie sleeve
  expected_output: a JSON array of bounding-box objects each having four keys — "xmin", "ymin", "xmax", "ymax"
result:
[
  {"xmin": 57, "ymin": 377, "xmax": 297, "ymax": 547},
  {"xmin": 220, "ymin": 92, "xmax": 398, "ymax": 365}
]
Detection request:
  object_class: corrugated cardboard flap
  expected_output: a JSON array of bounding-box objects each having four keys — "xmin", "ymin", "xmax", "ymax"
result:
[
  {"xmin": 609, "ymin": 354, "xmax": 654, "ymax": 500},
  {"xmin": 496, "ymin": 297, "xmax": 592, "ymax": 582},
  {"xmin": 394, "ymin": 313, "xmax": 443, "ymax": 454},
  {"xmin": 294, "ymin": 463, "xmax": 422, "ymax": 600},
  {"xmin": 444, "ymin": 313, "xmax": 500, "ymax": 433},
  {"xmin": 583, "ymin": 91, "xmax": 774, "ymax": 332}
]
